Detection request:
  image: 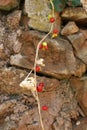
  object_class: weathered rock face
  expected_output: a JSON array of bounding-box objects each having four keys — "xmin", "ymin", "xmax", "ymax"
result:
[
  {"xmin": 0, "ymin": 19, "xmax": 9, "ymax": 67},
  {"xmin": 0, "ymin": 100, "xmax": 16, "ymax": 123},
  {"xmin": 61, "ymin": 21, "xmax": 79, "ymax": 36},
  {"xmin": 81, "ymin": 0, "xmax": 87, "ymax": 13},
  {"xmin": 70, "ymin": 77, "xmax": 87, "ymax": 115},
  {"xmin": 24, "ymin": 0, "xmax": 61, "ymax": 32},
  {"xmin": 0, "ymin": 0, "xmax": 19, "ymax": 11},
  {"xmin": 73, "ymin": 117, "xmax": 87, "ymax": 130},
  {"xmin": 10, "ymin": 30, "xmax": 86, "ymax": 79},
  {"xmin": 0, "ymin": 1, "xmax": 87, "ymax": 130},
  {"xmin": 0, "ymin": 78, "xmax": 78, "ymax": 130},
  {"xmin": 0, "ymin": 67, "xmax": 60, "ymax": 94},
  {"xmin": 7, "ymin": 10, "xmax": 22, "ymax": 29},
  {"xmin": 61, "ymin": 7, "xmax": 87, "ymax": 26},
  {"xmin": 67, "ymin": 29, "xmax": 87, "ymax": 64}
]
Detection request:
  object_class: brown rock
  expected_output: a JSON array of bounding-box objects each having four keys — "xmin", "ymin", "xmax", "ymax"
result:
[
  {"xmin": 0, "ymin": 20, "xmax": 5, "ymax": 44},
  {"xmin": 76, "ymin": 39, "xmax": 87, "ymax": 63},
  {"xmin": 20, "ymin": 14, "xmax": 29, "ymax": 30},
  {"xmin": 17, "ymin": 125, "xmax": 27, "ymax": 130},
  {"xmin": 0, "ymin": 100, "xmax": 16, "ymax": 123},
  {"xmin": 0, "ymin": 67, "xmax": 60, "ymax": 94},
  {"xmin": 53, "ymin": 116, "xmax": 72, "ymax": 130},
  {"xmin": 61, "ymin": 7, "xmax": 87, "ymax": 26},
  {"xmin": 81, "ymin": 0, "xmax": 87, "ymax": 13},
  {"xmin": 0, "ymin": 67, "xmax": 28, "ymax": 94},
  {"xmin": 73, "ymin": 117, "xmax": 87, "ymax": 130},
  {"xmin": 0, "ymin": 44, "xmax": 7, "ymax": 60},
  {"xmin": 61, "ymin": 21, "xmax": 79, "ymax": 36},
  {"xmin": 7, "ymin": 10, "xmax": 22, "ymax": 29},
  {"xmin": 75, "ymin": 59, "xmax": 86, "ymax": 77},
  {"xmin": 10, "ymin": 30, "xmax": 86, "ymax": 79},
  {"xmin": 0, "ymin": 78, "xmax": 78, "ymax": 130},
  {"xmin": 67, "ymin": 30, "xmax": 87, "ymax": 64},
  {"xmin": 0, "ymin": 120, "xmax": 17, "ymax": 130},
  {"xmin": 0, "ymin": 0, "xmax": 19, "ymax": 11},
  {"xmin": 70, "ymin": 77, "xmax": 87, "ymax": 115},
  {"xmin": 12, "ymin": 81, "xmax": 77, "ymax": 130}
]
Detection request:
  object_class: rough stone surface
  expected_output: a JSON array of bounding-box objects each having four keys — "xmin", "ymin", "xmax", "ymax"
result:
[
  {"xmin": 0, "ymin": 100, "xmax": 16, "ymax": 123},
  {"xmin": 70, "ymin": 77, "xmax": 87, "ymax": 115},
  {"xmin": 0, "ymin": 0, "xmax": 19, "ymax": 11},
  {"xmin": 61, "ymin": 21, "xmax": 79, "ymax": 36},
  {"xmin": 61, "ymin": 7, "xmax": 87, "ymax": 26},
  {"xmin": 0, "ymin": 80, "xmax": 78, "ymax": 130},
  {"xmin": 0, "ymin": 19, "xmax": 10, "ymax": 66},
  {"xmin": 10, "ymin": 30, "xmax": 86, "ymax": 79},
  {"xmin": 0, "ymin": 14, "xmax": 22, "ymax": 59},
  {"xmin": 0, "ymin": 2, "xmax": 87, "ymax": 130},
  {"xmin": 7, "ymin": 10, "xmax": 22, "ymax": 29},
  {"xmin": 0, "ymin": 67, "xmax": 60, "ymax": 94},
  {"xmin": 73, "ymin": 117, "xmax": 87, "ymax": 130},
  {"xmin": 67, "ymin": 29, "xmax": 87, "ymax": 64},
  {"xmin": 81, "ymin": 0, "xmax": 87, "ymax": 13},
  {"xmin": 24, "ymin": 0, "xmax": 61, "ymax": 32}
]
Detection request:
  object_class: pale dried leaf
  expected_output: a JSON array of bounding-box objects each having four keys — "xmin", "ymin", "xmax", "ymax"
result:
[{"xmin": 20, "ymin": 77, "xmax": 36, "ymax": 91}]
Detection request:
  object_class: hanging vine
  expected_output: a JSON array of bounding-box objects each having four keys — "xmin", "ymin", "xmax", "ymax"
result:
[{"xmin": 19, "ymin": 0, "xmax": 57, "ymax": 130}]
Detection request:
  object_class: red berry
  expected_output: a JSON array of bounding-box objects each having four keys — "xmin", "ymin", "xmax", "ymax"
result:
[
  {"xmin": 42, "ymin": 105, "xmax": 48, "ymax": 111},
  {"xmin": 36, "ymin": 66, "xmax": 41, "ymax": 72},
  {"xmin": 37, "ymin": 85, "xmax": 43, "ymax": 92},
  {"xmin": 39, "ymin": 44, "xmax": 43, "ymax": 49},
  {"xmin": 39, "ymin": 83, "xmax": 44, "ymax": 87},
  {"xmin": 37, "ymin": 83, "xmax": 44, "ymax": 92},
  {"xmin": 50, "ymin": 17, "xmax": 55, "ymax": 23},
  {"xmin": 53, "ymin": 29, "xmax": 58, "ymax": 34}
]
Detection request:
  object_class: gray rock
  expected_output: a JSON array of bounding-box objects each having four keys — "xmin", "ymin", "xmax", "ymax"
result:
[{"xmin": 24, "ymin": 0, "xmax": 61, "ymax": 32}]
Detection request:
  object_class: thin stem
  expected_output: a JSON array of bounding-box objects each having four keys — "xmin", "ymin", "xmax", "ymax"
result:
[{"xmin": 25, "ymin": 1, "xmax": 55, "ymax": 130}]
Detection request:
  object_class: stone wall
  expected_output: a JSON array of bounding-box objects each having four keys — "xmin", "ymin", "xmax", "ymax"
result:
[{"xmin": 0, "ymin": 0, "xmax": 87, "ymax": 130}]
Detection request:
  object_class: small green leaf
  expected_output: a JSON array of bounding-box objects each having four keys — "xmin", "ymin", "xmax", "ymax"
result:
[
  {"xmin": 53, "ymin": 0, "xmax": 68, "ymax": 12},
  {"xmin": 68, "ymin": 0, "xmax": 81, "ymax": 6},
  {"xmin": 51, "ymin": 0, "xmax": 81, "ymax": 12}
]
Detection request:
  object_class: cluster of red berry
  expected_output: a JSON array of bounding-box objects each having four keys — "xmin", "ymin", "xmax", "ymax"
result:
[
  {"xmin": 36, "ymin": 42, "xmax": 49, "ymax": 111},
  {"xmin": 49, "ymin": 15, "xmax": 59, "ymax": 38}
]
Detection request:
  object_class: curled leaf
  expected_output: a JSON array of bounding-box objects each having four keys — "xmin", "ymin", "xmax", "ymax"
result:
[{"xmin": 20, "ymin": 77, "xmax": 36, "ymax": 91}]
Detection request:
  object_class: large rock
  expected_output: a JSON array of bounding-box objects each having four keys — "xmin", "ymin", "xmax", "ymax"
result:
[
  {"xmin": 0, "ymin": 67, "xmax": 60, "ymax": 94},
  {"xmin": 70, "ymin": 77, "xmax": 87, "ymax": 115},
  {"xmin": 67, "ymin": 29, "xmax": 87, "ymax": 64},
  {"xmin": 0, "ymin": 80, "xmax": 78, "ymax": 130},
  {"xmin": 61, "ymin": 21, "xmax": 79, "ymax": 36},
  {"xmin": 10, "ymin": 30, "xmax": 86, "ymax": 79},
  {"xmin": 24, "ymin": 0, "xmax": 61, "ymax": 32},
  {"xmin": 61, "ymin": 7, "xmax": 87, "ymax": 26},
  {"xmin": 0, "ymin": 0, "xmax": 19, "ymax": 11}
]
